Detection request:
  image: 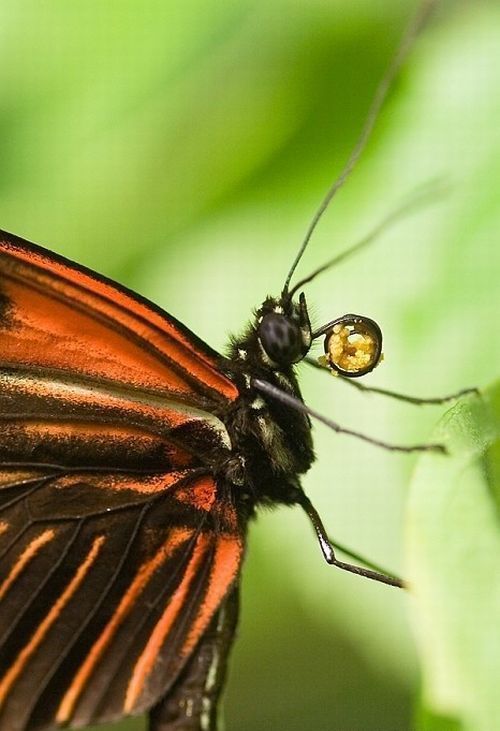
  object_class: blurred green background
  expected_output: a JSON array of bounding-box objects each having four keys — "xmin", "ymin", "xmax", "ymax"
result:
[{"xmin": 0, "ymin": 1, "xmax": 498, "ymax": 729}]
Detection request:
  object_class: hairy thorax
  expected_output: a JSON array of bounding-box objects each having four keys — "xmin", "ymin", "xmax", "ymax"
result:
[{"xmin": 219, "ymin": 306, "xmax": 315, "ymax": 510}]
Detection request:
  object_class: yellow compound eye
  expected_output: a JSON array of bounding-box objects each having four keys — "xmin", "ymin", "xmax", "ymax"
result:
[{"xmin": 322, "ymin": 315, "xmax": 382, "ymax": 377}]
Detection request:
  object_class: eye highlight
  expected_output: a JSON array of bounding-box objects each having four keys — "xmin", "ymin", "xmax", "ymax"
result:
[{"xmin": 258, "ymin": 313, "xmax": 303, "ymax": 365}]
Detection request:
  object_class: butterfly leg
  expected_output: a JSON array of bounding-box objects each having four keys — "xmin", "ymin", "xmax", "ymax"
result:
[
  {"xmin": 253, "ymin": 377, "xmax": 446, "ymax": 454},
  {"xmin": 297, "ymin": 493, "xmax": 404, "ymax": 589},
  {"xmin": 340, "ymin": 378, "xmax": 479, "ymax": 406},
  {"xmin": 306, "ymin": 356, "xmax": 479, "ymax": 405},
  {"xmin": 149, "ymin": 586, "xmax": 240, "ymax": 731}
]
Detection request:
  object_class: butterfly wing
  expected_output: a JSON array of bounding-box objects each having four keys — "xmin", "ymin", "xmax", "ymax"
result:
[
  {"xmin": 149, "ymin": 585, "xmax": 240, "ymax": 731},
  {"xmin": 0, "ymin": 230, "xmax": 244, "ymax": 730},
  {"xmin": 0, "ymin": 229, "xmax": 236, "ymax": 404}
]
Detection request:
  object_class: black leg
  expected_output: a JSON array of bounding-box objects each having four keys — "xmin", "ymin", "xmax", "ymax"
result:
[
  {"xmin": 298, "ymin": 493, "xmax": 404, "ymax": 589},
  {"xmin": 306, "ymin": 356, "xmax": 479, "ymax": 405},
  {"xmin": 340, "ymin": 377, "xmax": 479, "ymax": 405},
  {"xmin": 253, "ymin": 377, "xmax": 446, "ymax": 454}
]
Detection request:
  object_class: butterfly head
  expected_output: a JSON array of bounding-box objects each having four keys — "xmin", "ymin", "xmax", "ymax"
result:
[
  {"xmin": 254, "ymin": 293, "xmax": 383, "ymax": 377},
  {"xmin": 256, "ymin": 292, "xmax": 312, "ymax": 368}
]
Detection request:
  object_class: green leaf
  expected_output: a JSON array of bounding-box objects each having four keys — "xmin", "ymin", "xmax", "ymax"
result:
[{"xmin": 407, "ymin": 381, "xmax": 500, "ymax": 731}]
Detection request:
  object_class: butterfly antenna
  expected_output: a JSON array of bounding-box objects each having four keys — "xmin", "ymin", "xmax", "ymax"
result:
[
  {"xmin": 288, "ymin": 178, "xmax": 446, "ymax": 298},
  {"xmin": 282, "ymin": 0, "xmax": 438, "ymax": 297}
]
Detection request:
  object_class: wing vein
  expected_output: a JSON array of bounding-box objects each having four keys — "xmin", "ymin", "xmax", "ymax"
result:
[
  {"xmin": 0, "ymin": 533, "xmax": 105, "ymax": 708},
  {"xmin": 24, "ymin": 505, "xmax": 149, "ymax": 728},
  {"xmin": 0, "ymin": 521, "xmax": 83, "ymax": 648}
]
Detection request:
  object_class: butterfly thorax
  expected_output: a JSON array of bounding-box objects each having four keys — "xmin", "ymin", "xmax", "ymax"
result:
[{"xmin": 221, "ymin": 295, "xmax": 315, "ymax": 511}]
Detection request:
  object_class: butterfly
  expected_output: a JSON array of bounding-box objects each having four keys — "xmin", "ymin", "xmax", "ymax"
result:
[
  {"xmin": 0, "ymin": 2, "xmax": 473, "ymax": 730},
  {"xmin": 0, "ymin": 220, "xmax": 421, "ymax": 731}
]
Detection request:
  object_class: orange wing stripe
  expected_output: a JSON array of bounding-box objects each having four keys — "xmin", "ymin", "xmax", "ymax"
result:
[
  {"xmin": 173, "ymin": 475, "xmax": 216, "ymax": 512},
  {"xmin": 0, "ymin": 522, "xmax": 9, "ymax": 537},
  {"xmin": 0, "ymin": 276, "xmax": 196, "ymax": 397},
  {"xmin": 0, "ymin": 238, "xmax": 238, "ymax": 401},
  {"xmin": 123, "ymin": 534, "xmax": 210, "ymax": 713},
  {"xmin": 0, "ymin": 535, "xmax": 105, "ymax": 708},
  {"xmin": 56, "ymin": 470, "xmax": 194, "ymax": 496},
  {"xmin": 0, "ymin": 529, "xmax": 55, "ymax": 602},
  {"xmin": 12, "ymin": 244, "xmax": 229, "ymax": 384},
  {"xmin": 181, "ymin": 535, "xmax": 242, "ymax": 657},
  {"xmin": 56, "ymin": 528, "xmax": 192, "ymax": 724}
]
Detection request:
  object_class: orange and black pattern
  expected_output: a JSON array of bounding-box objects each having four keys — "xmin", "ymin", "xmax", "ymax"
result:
[{"xmin": 0, "ymin": 231, "xmax": 244, "ymax": 731}]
